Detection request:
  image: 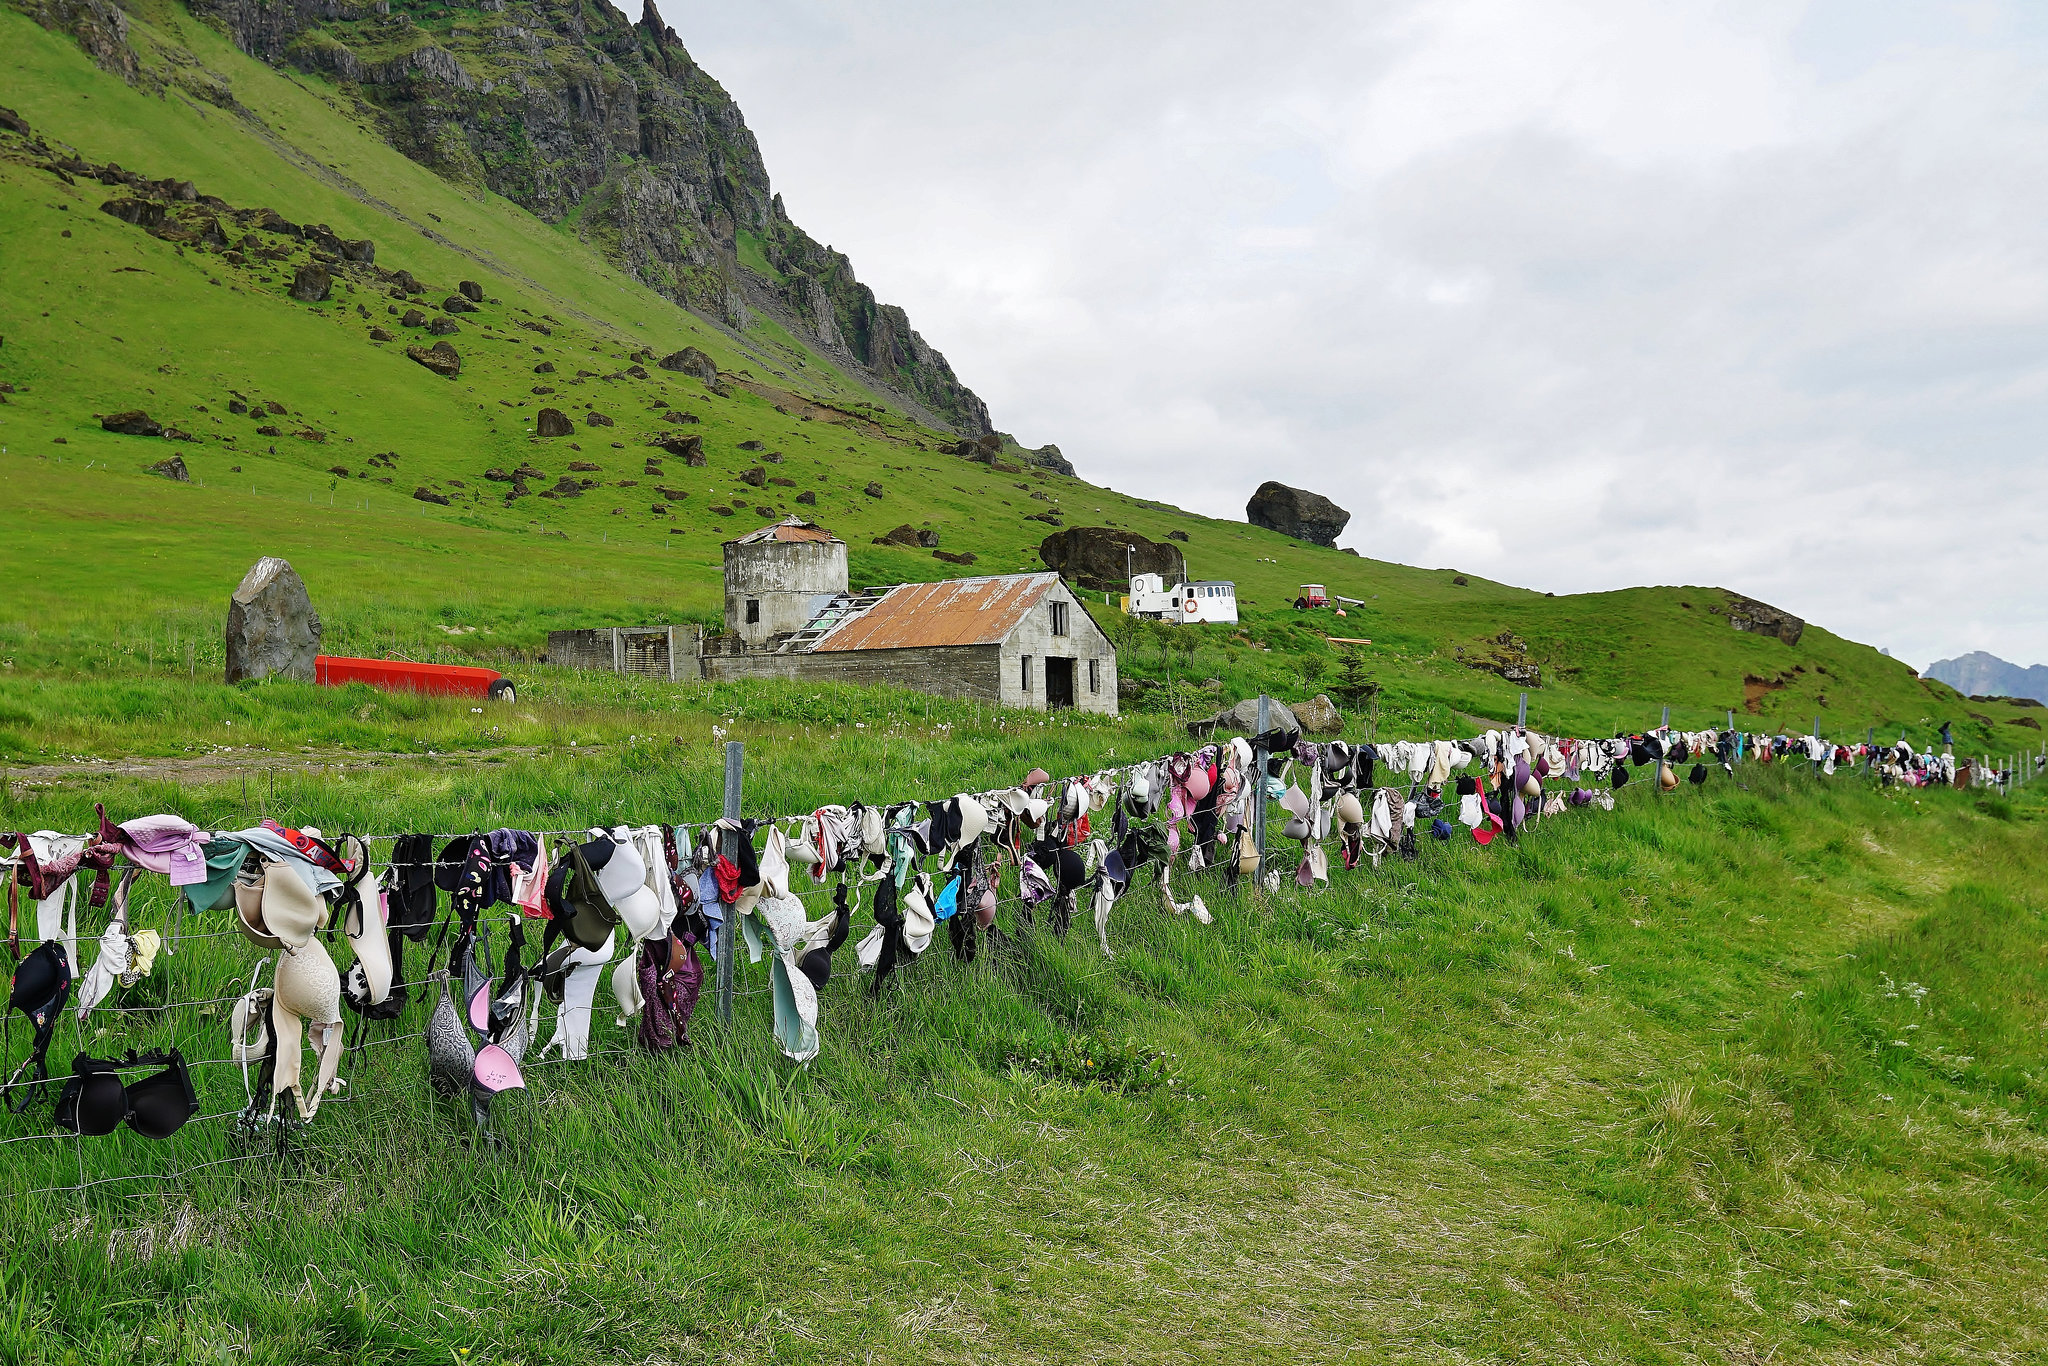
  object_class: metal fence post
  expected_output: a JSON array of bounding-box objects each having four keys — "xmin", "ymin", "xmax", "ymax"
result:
[
  {"xmin": 1517, "ymin": 692, "xmax": 1528, "ymax": 728},
  {"xmin": 718, "ymin": 740, "xmax": 742, "ymax": 1024}
]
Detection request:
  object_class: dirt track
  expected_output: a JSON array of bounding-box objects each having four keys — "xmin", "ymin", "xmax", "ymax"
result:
[{"xmin": 4, "ymin": 743, "xmax": 594, "ymax": 792}]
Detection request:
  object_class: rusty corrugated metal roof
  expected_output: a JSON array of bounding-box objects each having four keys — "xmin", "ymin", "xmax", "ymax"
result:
[
  {"xmin": 730, "ymin": 517, "xmax": 839, "ymax": 546},
  {"xmin": 811, "ymin": 572, "xmax": 1060, "ymax": 652}
]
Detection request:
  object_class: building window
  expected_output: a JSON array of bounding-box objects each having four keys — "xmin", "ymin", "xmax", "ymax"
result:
[
  {"xmin": 1088, "ymin": 658, "xmax": 1100, "ymax": 694},
  {"xmin": 745, "ymin": 599, "xmax": 760, "ymax": 625},
  {"xmin": 1021, "ymin": 656, "xmax": 1033, "ymax": 691},
  {"xmin": 1050, "ymin": 601, "xmax": 1069, "ymax": 637}
]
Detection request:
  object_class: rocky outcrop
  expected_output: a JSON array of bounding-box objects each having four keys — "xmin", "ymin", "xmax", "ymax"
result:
[
  {"xmin": 1718, "ymin": 594, "xmax": 1805, "ymax": 646},
  {"xmin": 1038, "ymin": 527, "xmax": 1185, "ymax": 593},
  {"xmin": 535, "ymin": 408, "xmax": 573, "ymax": 437},
  {"xmin": 161, "ymin": 0, "xmax": 994, "ymax": 435},
  {"xmin": 1246, "ymin": 481, "xmax": 1350, "ymax": 548},
  {"xmin": 225, "ymin": 556, "xmax": 320, "ymax": 684}
]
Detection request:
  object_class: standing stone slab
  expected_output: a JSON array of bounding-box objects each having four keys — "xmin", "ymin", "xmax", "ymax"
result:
[{"xmin": 225, "ymin": 557, "xmax": 320, "ymax": 683}]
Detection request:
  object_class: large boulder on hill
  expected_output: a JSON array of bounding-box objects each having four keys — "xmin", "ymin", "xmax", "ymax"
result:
[
  {"xmin": 225, "ymin": 557, "xmax": 320, "ymax": 684},
  {"xmin": 1719, "ymin": 594, "xmax": 1805, "ymax": 646},
  {"xmin": 535, "ymin": 409, "xmax": 573, "ymax": 437},
  {"xmin": 1039, "ymin": 527, "xmax": 1186, "ymax": 592},
  {"xmin": 1246, "ymin": 481, "xmax": 1350, "ymax": 548}
]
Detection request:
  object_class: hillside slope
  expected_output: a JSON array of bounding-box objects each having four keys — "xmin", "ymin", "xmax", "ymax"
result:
[{"xmin": 1, "ymin": 1, "xmax": 2041, "ymax": 762}]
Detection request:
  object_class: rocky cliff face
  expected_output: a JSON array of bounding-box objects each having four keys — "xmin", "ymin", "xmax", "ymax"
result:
[{"xmin": 40, "ymin": 0, "xmax": 994, "ymax": 435}]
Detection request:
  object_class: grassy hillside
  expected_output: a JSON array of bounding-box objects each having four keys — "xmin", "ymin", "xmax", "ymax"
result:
[{"xmin": 4, "ymin": 5, "xmax": 2044, "ymax": 768}]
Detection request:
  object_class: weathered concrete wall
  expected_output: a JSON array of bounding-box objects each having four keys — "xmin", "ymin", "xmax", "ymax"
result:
[
  {"xmin": 722, "ymin": 538, "xmax": 848, "ymax": 646},
  {"xmin": 706, "ymin": 643, "xmax": 1002, "ymax": 701},
  {"xmin": 546, "ymin": 625, "xmax": 703, "ymax": 679},
  {"xmin": 997, "ymin": 579, "xmax": 1119, "ymax": 714}
]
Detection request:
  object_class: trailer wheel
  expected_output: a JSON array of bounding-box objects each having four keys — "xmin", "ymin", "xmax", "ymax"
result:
[{"xmin": 488, "ymin": 677, "xmax": 517, "ymax": 704}]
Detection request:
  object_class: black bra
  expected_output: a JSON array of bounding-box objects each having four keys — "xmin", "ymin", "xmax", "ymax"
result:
[
  {"xmin": 4, "ymin": 939, "xmax": 72, "ymax": 1112},
  {"xmin": 54, "ymin": 1048, "xmax": 199, "ymax": 1139}
]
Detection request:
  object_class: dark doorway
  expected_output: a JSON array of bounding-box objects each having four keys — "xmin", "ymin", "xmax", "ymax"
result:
[{"xmin": 1046, "ymin": 656, "xmax": 1076, "ymax": 710}]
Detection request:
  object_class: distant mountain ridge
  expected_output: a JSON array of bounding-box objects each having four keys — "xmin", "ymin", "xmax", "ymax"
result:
[{"xmin": 1921, "ymin": 651, "xmax": 2048, "ymax": 704}]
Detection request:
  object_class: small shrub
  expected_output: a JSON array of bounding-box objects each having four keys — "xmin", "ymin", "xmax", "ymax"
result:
[{"xmin": 1011, "ymin": 1034, "xmax": 1187, "ymax": 1096}]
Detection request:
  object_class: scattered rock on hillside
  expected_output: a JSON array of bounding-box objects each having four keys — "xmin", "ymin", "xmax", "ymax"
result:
[
  {"xmin": 1025, "ymin": 511, "xmax": 1062, "ymax": 526},
  {"xmin": 585, "ymin": 411, "xmax": 614, "ymax": 427},
  {"xmin": 874, "ymin": 524, "xmax": 938, "ymax": 549},
  {"xmin": 1189, "ymin": 697, "xmax": 1301, "ymax": 739},
  {"xmin": 768, "ymin": 476, "xmax": 795, "ymax": 488},
  {"xmin": 1452, "ymin": 575, "xmax": 1468, "ymax": 586},
  {"xmin": 625, "ymin": 365, "xmax": 649, "ymax": 379},
  {"xmin": 255, "ymin": 425, "xmax": 282, "ymax": 437},
  {"xmin": 740, "ymin": 466, "xmax": 766, "ymax": 487},
  {"xmin": 1246, "ymin": 481, "xmax": 1350, "ymax": 548},
  {"xmin": 289, "ymin": 262, "xmax": 331, "ymax": 303},
  {"xmin": 425, "ymin": 317, "xmax": 458, "ymax": 336},
  {"xmin": 146, "ymin": 456, "xmax": 190, "ymax": 482},
  {"xmin": 652, "ymin": 433, "xmax": 703, "ymax": 463},
  {"xmin": 101, "ymin": 410, "xmax": 163, "ymax": 436},
  {"xmin": 738, "ymin": 440, "xmax": 764, "ymax": 451},
  {"xmin": 225, "ymin": 557, "xmax": 320, "ymax": 685},
  {"xmin": 863, "ymin": 481, "xmax": 884, "ymax": 499},
  {"xmin": 762, "ymin": 451, "xmax": 783, "ymax": 464},
  {"xmin": 405, "ymin": 341, "xmax": 461, "ymax": 378},
  {"xmin": 0, "ymin": 106, "xmax": 28, "ymax": 135},
  {"xmin": 1166, "ymin": 530, "xmax": 1189, "ymax": 543},
  {"xmin": 657, "ymin": 347, "xmax": 720, "ymax": 388},
  {"xmin": 532, "ymin": 386, "xmax": 555, "ymax": 395},
  {"xmin": 567, "ymin": 460, "xmax": 600, "ymax": 472},
  {"xmin": 534, "ymin": 361, "xmax": 555, "ymax": 374},
  {"xmin": 412, "ymin": 486, "xmax": 450, "ymax": 505},
  {"xmin": 656, "ymin": 486, "xmax": 689, "ymax": 501},
  {"xmin": 484, "ymin": 467, "xmax": 514, "ymax": 482},
  {"xmin": 368, "ymin": 326, "xmax": 395, "ymax": 342},
  {"xmin": 662, "ymin": 410, "xmax": 699, "ymax": 424},
  {"xmin": 401, "ymin": 309, "xmax": 426, "ymax": 328},
  {"xmin": 535, "ymin": 408, "xmax": 573, "ymax": 437},
  {"xmin": 1293, "ymin": 695, "xmax": 1343, "ymax": 735},
  {"xmin": 458, "ymin": 280, "xmax": 483, "ymax": 303},
  {"xmin": 933, "ymin": 549, "xmax": 978, "ymax": 566},
  {"xmin": 1038, "ymin": 527, "xmax": 1185, "ymax": 592},
  {"xmin": 795, "ymin": 490, "xmax": 816, "ymax": 506}
]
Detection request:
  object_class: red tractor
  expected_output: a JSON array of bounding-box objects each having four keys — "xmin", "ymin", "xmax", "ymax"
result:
[{"xmin": 1293, "ymin": 584, "xmax": 1329, "ymax": 610}]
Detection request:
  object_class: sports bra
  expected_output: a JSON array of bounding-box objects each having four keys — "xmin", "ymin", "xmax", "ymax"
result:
[{"xmin": 55, "ymin": 1048, "xmax": 199, "ymax": 1139}]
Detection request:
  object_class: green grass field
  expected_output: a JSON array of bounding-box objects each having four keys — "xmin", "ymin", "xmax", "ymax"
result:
[{"xmin": 1, "ymin": 737, "xmax": 2043, "ymax": 1363}]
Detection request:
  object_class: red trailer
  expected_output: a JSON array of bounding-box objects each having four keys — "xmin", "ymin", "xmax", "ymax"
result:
[{"xmin": 315, "ymin": 655, "xmax": 516, "ymax": 702}]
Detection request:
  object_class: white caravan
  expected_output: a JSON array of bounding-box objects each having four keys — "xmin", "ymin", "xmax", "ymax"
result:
[{"xmin": 1127, "ymin": 573, "xmax": 1239, "ymax": 624}]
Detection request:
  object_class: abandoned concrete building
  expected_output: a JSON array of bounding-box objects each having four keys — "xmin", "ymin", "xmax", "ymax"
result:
[{"xmin": 548, "ymin": 519, "xmax": 1119, "ymax": 714}]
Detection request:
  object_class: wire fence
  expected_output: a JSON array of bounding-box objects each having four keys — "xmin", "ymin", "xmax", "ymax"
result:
[{"xmin": 5, "ymin": 723, "xmax": 2038, "ymax": 1202}]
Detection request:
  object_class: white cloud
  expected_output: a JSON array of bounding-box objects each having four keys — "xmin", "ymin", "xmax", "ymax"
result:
[{"xmin": 673, "ymin": 0, "xmax": 2048, "ymax": 667}]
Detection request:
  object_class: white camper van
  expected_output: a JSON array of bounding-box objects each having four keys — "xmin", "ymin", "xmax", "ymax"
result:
[{"xmin": 1127, "ymin": 573, "xmax": 1239, "ymax": 625}]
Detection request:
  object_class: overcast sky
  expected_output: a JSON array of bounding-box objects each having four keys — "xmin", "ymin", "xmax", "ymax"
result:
[{"xmin": 675, "ymin": 0, "xmax": 2048, "ymax": 669}]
